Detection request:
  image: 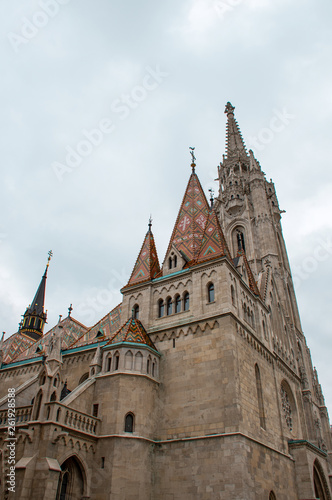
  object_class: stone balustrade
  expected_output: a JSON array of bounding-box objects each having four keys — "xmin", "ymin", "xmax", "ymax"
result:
[
  {"xmin": 0, "ymin": 405, "xmax": 32, "ymax": 427},
  {"xmin": 45, "ymin": 402, "xmax": 99, "ymax": 435}
]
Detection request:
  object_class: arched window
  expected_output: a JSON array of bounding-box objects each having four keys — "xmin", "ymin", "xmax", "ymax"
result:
[
  {"xmin": 147, "ymin": 357, "xmax": 151, "ymax": 374},
  {"xmin": 231, "ymin": 285, "xmax": 236, "ymax": 306},
  {"xmin": 152, "ymin": 362, "xmax": 155, "ymax": 377},
  {"xmin": 158, "ymin": 299, "xmax": 164, "ymax": 318},
  {"xmin": 262, "ymin": 320, "xmax": 268, "ymax": 340},
  {"xmin": 50, "ymin": 391, "xmax": 57, "ymax": 402},
  {"xmin": 36, "ymin": 318, "xmax": 41, "ymax": 330},
  {"xmin": 135, "ymin": 352, "xmax": 143, "ymax": 372},
  {"xmin": 34, "ymin": 391, "xmax": 43, "ymax": 420},
  {"xmin": 114, "ymin": 354, "xmax": 120, "ymax": 371},
  {"xmin": 46, "ymin": 406, "xmax": 51, "ymax": 420},
  {"xmin": 255, "ymin": 364, "xmax": 266, "ymax": 429},
  {"xmin": 53, "ymin": 377, "xmax": 58, "ymax": 387},
  {"xmin": 269, "ymin": 492, "xmax": 276, "ymax": 500},
  {"xmin": 29, "ymin": 317, "xmax": 35, "ymax": 328},
  {"xmin": 175, "ymin": 295, "xmax": 181, "ymax": 313},
  {"xmin": 79, "ymin": 373, "xmax": 89, "ymax": 385},
  {"xmin": 169, "ymin": 257, "xmax": 172, "ymax": 269},
  {"xmin": 133, "ymin": 304, "xmax": 139, "ymax": 319},
  {"xmin": 166, "ymin": 297, "xmax": 172, "ymax": 316},
  {"xmin": 39, "ymin": 373, "xmax": 46, "ymax": 386},
  {"xmin": 174, "ymin": 255, "xmax": 177, "ymax": 267},
  {"xmin": 251, "ymin": 311, "xmax": 255, "ymax": 328},
  {"xmin": 107, "ymin": 356, "xmax": 112, "ymax": 372},
  {"xmin": 125, "ymin": 351, "xmax": 133, "ymax": 370},
  {"xmin": 280, "ymin": 382, "xmax": 293, "ymax": 431},
  {"xmin": 232, "ymin": 227, "xmax": 246, "ymax": 255},
  {"xmin": 56, "ymin": 408, "xmax": 61, "ymax": 422},
  {"xmin": 183, "ymin": 292, "xmax": 190, "ymax": 311},
  {"xmin": 237, "ymin": 230, "xmax": 245, "ymax": 252},
  {"xmin": 125, "ymin": 413, "xmax": 134, "ymax": 433},
  {"xmin": 207, "ymin": 283, "xmax": 215, "ymax": 303}
]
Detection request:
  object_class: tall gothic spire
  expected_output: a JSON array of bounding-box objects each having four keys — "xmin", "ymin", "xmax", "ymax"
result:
[
  {"xmin": 224, "ymin": 102, "xmax": 248, "ymax": 161},
  {"xmin": 19, "ymin": 251, "xmax": 52, "ymax": 341}
]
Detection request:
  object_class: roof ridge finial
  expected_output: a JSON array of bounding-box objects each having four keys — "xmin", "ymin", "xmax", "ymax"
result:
[
  {"xmin": 208, "ymin": 188, "xmax": 214, "ymax": 208},
  {"xmin": 68, "ymin": 304, "xmax": 73, "ymax": 317},
  {"xmin": 148, "ymin": 215, "xmax": 152, "ymax": 232},
  {"xmin": 189, "ymin": 146, "xmax": 196, "ymax": 173}
]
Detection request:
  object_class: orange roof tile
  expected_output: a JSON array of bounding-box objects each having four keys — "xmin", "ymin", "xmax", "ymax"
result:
[
  {"xmin": 165, "ymin": 172, "xmax": 210, "ymax": 263},
  {"xmin": 197, "ymin": 209, "xmax": 232, "ymax": 263},
  {"xmin": 124, "ymin": 228, "xmax": 160, "ymax": 289},
  {"xmin": 105, "ymin": 316, "xmax": 156, "ymax": 350}
]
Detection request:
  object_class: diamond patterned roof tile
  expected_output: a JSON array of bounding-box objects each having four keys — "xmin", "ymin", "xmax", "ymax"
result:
[
  {"xmin": 105, "ymin": 317, "xmax": 157, "ymax": 350},
  {"xmin": 197, "ymin": 209, "xmax": 232, "ymax": 263},
  {"xmin": 165, "ymin": 172, "xmax": 210, "ymax": 263},
  {"xmin": 124, "ymin": 229, "xmax": 160, "ymax": 289}
]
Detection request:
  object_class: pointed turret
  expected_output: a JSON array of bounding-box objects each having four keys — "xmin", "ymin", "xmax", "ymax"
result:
[
  {"xmin": 164, "ymin": 152, "xmax": 210, "ymax": 266},
  {"xmin": 19, "ymin": 251, "xmax": 53, "ymax": 341},
  {"xmin": 197, "ymin": 209, "xmax": 232, "ymax": 263},
  {"xmin": 106, "ymin": 316, "xmax": 156, "ymax": 350},
  {"xmin": 224, "ymin": 102, "xmax": 248, "ymax": 161},
  {"xmin": 123, "ymin": 220, "xmax": 160, "ymax": 289}
]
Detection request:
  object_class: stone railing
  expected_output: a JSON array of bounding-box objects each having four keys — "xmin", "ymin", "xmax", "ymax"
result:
[
  {"xmin": 44, "ymin": 402, "xmax": 99, "ymax": 436},
  {"xmin": 0, "ymin": 405, "xmax": 33, "ymax": 427}
]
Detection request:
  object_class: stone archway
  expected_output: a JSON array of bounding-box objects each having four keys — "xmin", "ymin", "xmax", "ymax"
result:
[
  {"xmin": 56, "ymin": 455, "xmax": 85, "ymax": 500},
  {"xmin": 313, "ymin": 460, "xmax": 331, "ymax": 500}
]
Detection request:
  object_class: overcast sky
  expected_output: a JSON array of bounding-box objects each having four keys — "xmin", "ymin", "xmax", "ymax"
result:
[{"xmin": 1, "ymin": 0, "xmax": 331, "ymax": 413}]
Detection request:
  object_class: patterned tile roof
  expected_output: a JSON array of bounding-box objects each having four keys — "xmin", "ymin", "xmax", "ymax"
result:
[
  {"xmin": 197, "ymin": 209, "xmax": 232, "ymax": 263},
  {"xmin": 68, "ymin": 303, "xmax": 122, "ymax": 349},
  {"xmin": 165, "ymin": 172, "xmax": 210, "ymax": 263},
  {"xmin": 2, "ymin": 332, "xmax": 36, "ymax": 364},
  {"xmin": 124, "ymin": 228, "xmax": 160, "ymax": 289},
  {"xmin": 105, "ymin": 316, "xmax": 156, "ymax": 350},
  {"xmin": 11, "ymin": 316, "xmax": 88, "ymax": 363}
]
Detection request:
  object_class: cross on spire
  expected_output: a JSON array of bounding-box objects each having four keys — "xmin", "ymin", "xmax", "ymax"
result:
[
  {"xmin": 148, "ymin": 216, "xmax": 152, "ymax": 232},
  {"xmin": 189, "ymin": 147, "xmax": 196, "ymax": 172},
  {"xmin": 47, "ymin": 250, "xmax": 53, "ymax": 268},
  {"xmin": 68, "ymin": 304, "xmax": 73, "ymax": 317}
]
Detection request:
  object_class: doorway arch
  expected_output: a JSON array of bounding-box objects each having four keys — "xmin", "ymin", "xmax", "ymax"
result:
[
  {"xmin": 313, "ymin": 460, "xmax": 331, "ymax": 500},
  {"xmin": 56, "ymin": 455, "xmax": 86, "ymax": 500}
]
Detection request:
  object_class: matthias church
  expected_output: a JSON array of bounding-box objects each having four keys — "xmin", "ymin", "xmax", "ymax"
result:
[{"xmin": 0, "ymin": 103, "xmax": 331, "ymax": 499}]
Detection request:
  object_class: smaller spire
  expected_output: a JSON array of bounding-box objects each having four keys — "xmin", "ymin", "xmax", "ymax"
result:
[
  {"xmin": 68, "ymin": 304, "xmax": 73, "ymax": 317},
  {"xmin": 124, "ymin": 224, "xmax": 161, "ymax": 288},
  {"xmin": 19, "ymin": 251, "xmax": 52, "ymax": 341},
  {"xmin": 189, "ymin": 147, "xmax": 196, "ymax": 173},
  {"xmin": 224, "ymin": 102, "xmax": 248, "ymax": 161}
]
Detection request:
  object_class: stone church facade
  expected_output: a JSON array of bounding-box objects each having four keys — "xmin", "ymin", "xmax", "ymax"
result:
[{"xmin": 0, "ymin": 103, "xmax": 331, "ymax": 499}]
